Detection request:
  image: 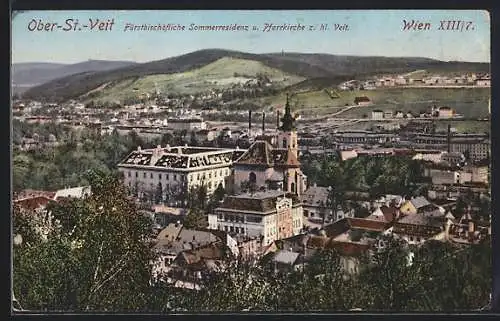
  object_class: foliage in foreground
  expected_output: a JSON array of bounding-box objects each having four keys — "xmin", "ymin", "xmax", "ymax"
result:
[{"xmin": 12, "ymin": 172, "xmax": 491, "ymax": 312}]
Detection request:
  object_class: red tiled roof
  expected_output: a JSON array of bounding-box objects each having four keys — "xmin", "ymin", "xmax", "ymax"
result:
[
  {"xmin": 379, "ymin": 206, "xmax": 399, "ymax": 223},
  {"xmin": 15, "ymin": 190, "xmax": 56, "ymax": 201},
  {"xmin": 349, "ymin": 217, "xmax": 390, "ymax": 231},
  {"xmin": 14, "ymin": 196, "xmax": 55, "ymax": 211},
  {"xmin": 328, "ymin": 241, "xmax": 370, "ymax": 257}
]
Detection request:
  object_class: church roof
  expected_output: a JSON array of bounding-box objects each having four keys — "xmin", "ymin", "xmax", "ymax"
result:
[
  {"xmin": 235, "ymin": 141, "xmax": 300, "ymax": 167},
  {"xmin": 235, "ymin": 140, "xmax": 273, "ymax": 166}
]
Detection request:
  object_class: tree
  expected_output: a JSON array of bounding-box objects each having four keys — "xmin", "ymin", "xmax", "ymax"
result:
[
  {"xmin": 183, "ymin": 207, "xmax": 206, "ymax": 230},
  {"xmin": 155, "ymin": 183, "xmax": 163, "ymax": 204},
  {"xmin": 207, "ymin": 183, "xmax": 226, "ymax": 213},
  {"xmin": 13, "ymin": 171, "xmax": 159, "ymax": 312}
]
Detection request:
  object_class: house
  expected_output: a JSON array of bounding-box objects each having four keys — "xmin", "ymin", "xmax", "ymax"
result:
[
  {"xmin": 365, "ymin": 205, "xmax": 400, "ymax": 223},
  {"xmin": 168, "ymin": 243, "xmax": 229, "ymax": 287},
  {"xmin": 301, "ymin": 184, "xmax": 332, "ymax": 224},
  {"xmin": 447, "ymin": 213, "xmax": 490, "ymax": 244},
  {"xmin": 475, "ymin": 78, "xmax": 491, "ymax": 87},
  {"xmin": 438, "ymin": 106, "xmax": 454, "ymax": 118},
  {"xmin": 392, "ymin": 208, "xmax": 449, "ymax": 245},
  {"xmin": 354, "ymin": 96, "xmax": 372, "ymax": 106},
  {"xmin": 371, "ymin": 110, "xmax": 384, "ymax": 120},
  {"xmin": 271, "ymin": 249, "xmax": 303, "ymax": 272},
  {"xmin": 54, "ymin": 186, "xmax": 91, "ymax": 201},
  {"xmin": 441, "ymin": 152, "xmax": 465, "ymax": 166},
  {"xmin": 383, "ymin": 111, "xmax": 393, "ymax": 119},
  {"xmin": 399, "ymin": 196, "xmax": 431, "ymax": 215},
  {"xmin": 339, "ymin": 150, "xmax": 358, "ymax": 161},
  {"xmin": 394, "ymin": 111, "xmax": 404, "ymax": 118}
]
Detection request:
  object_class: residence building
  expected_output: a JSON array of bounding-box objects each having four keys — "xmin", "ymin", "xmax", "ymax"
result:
[{"xmin": 117, "ymin": 145, "xmax": 246, "ymax": 203}]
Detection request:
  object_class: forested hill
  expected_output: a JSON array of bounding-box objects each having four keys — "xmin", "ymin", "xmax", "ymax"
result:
[{"xmin": 22, "ymin": 49, "xmax": 490, "ymax": 102}]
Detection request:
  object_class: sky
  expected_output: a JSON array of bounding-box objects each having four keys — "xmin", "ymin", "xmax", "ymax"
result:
[{"xmin": 11, "ymin": 10, "xmax": 490, "ymax": 64}]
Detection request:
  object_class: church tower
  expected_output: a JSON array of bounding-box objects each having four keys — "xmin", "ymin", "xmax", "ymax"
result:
[
  {"xmin": 276, "ymin": 93, "xmax": 304, "ymax": 196},
  {"xmin": 276, "ymin": 93, "xmax": 299, "ymax": 159}
]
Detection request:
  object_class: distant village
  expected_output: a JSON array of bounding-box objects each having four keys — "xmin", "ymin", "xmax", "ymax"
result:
[{"xmin": 339, "ymin": 72, "xmax": 491, "ymax": 90}]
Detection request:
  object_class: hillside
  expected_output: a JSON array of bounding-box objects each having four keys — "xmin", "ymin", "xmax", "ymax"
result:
[
  {"xmin": 12, "ymin": 60, "xmax": 138, "ymax": 88},
  {"xmin": 21, "ymin": 49, "xmax": 490, "ymax": 102},
  {"xmin": 83, "ymin": 57, "xmax": 305, "ymax": 102}
]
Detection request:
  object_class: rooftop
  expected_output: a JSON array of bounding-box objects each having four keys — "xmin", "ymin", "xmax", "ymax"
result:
[{"xmin": 118, "ymin": 145, "xmax": 245, "ymax": 170}]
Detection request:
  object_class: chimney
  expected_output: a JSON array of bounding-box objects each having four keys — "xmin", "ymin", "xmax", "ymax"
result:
[
  {"xmin": 262, "ymin": 112, "xmax": 265, "ymax": 133},
  {"xmin": 248, "ymin": 110, "xmax": 252, "ymax": 135},
  {"xmin": 276, "ymin": 110, "xmax": 280, "ymax": 129}
]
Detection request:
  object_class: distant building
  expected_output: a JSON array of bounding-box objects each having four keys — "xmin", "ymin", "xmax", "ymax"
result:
[
  {"xmin": 168, "ymin": 118, "xmax": 206, "ymax": 131},
  {"xmin": 354, "ymin": 96, "xmax": 372, "ymax": 106},
  {"xmin": 475, "ymin": 78, "xmax": 491, "ymax": 87},
  {"xmin": 441, "ymin": 152, "xmax": 465, "ymax": 166},
  {"xmin": 383, "ymin": 111, "xmax": 393, "ymax": 119},
  {"xmin": 371, "ymin": 110, "xmax": 384, "ymax": 120},
  {"xmin": 438, "ymin": 106, "xmax": 454, "ymax": 118},
  {"xmin": 399, "ymin": 196, "xmax": 431, "ymax": 215}
]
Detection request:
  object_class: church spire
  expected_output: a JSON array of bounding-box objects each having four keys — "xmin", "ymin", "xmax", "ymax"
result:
[{"xmin": 280, "ymin": 93, "xmax": 295, "ymax": 132}]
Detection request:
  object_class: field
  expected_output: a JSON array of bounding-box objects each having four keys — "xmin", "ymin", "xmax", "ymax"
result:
[{"xmin": 84, "ymin": 57, "xmax": 305, "ymax": 103}]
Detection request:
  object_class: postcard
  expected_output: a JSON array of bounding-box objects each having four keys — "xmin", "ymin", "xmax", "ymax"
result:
[{"xmin": 11, "ymin": 10, "xmax": 492, "ymax": 313}]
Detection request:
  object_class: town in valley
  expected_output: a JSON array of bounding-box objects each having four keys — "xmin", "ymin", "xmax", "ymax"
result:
[{"xmin": 11, "ymin": 10, "xmax": 492, "ymax": 313}]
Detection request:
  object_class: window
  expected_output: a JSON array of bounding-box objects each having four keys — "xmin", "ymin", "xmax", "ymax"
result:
[
  {"xmin": 135, "ymin": 172, "xmax": 138, "ymax": 178},
  {"xmin": 150, "ymin": 173, "xmax": 153, "ymax": 179},
  {"xmin": 230, "ymin": 226, "xmax": 234, "ymax": 232},
  {"xmin": 220, "ymin": 170, "xmax": 223, "ymax": 176},
  {"xmin": 283, "ymin": 138, "xmax": 287, "ymax": 149},
  {"xmin": 128, "ymin": 172, "xmax": 131, "ymax": 177},
  {"xmin": 209, "ymin": 172, "xmax": 212, "ymax": 179},
  {"xmin": 174, "ymin": 174, "xmax": 177, "ymax": 181},
  {"xmin": 197, "ymin": 173, "xmax": 200, "ymax": 180},
  {"xmin": 158, "ymin": 173, "xmax": 162, "ymax": 180},
  {"xmin": 143, "ymin": 172, "xmax": 146, "ymax": 178},
  {"xmin": 166, "ymin": 174, "xmax": 169, "ymax": 180},
  {"xmin": 215, "ymin": 171, "xmax": 218, "ymax": 177}
]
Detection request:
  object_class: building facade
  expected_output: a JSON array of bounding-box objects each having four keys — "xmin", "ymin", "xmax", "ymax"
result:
[
  {"xmin": 117, "ymin": 145, "xmax": 245, "ymax": 203},
  {"xmin": 209, "ymin": 191, "xmax": 303, "ymax": 246}
]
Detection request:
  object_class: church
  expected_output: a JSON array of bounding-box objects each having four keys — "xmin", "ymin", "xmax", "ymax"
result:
[
  {"xmin": 209, "ymin": 94, "xmax": 306, "ymax": 244},
  {"xmin": 232, "ymin": 94, "xmax": 307, "ymax": 196}
]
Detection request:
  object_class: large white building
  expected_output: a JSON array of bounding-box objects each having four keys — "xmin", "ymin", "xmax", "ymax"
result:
[
  {"xmin": 117, "ymin": 145, "xmax": 245, "ymax": 204},
  {"xmin": 208, "ymin": 191, "xmax": 303, "ymax": 246},
  {"xmin": 167, "ymin": 118, "xmax": 206, "ymax": 131}
]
